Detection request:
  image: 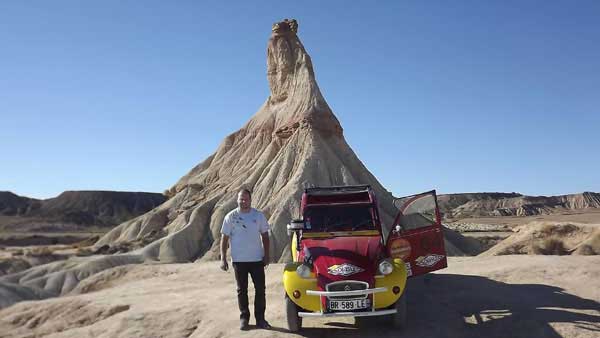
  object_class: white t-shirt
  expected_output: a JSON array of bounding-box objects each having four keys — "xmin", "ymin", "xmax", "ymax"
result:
[{"xmin": 221, "ymin": 208, "xmax": 270, "ymax": 262}]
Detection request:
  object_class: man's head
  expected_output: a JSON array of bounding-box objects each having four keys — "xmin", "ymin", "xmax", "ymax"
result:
[{"xmin": 237, "ymin": 189, "xmax": 252, "ymax": 212}]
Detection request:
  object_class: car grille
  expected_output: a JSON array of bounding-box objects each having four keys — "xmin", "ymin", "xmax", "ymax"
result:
[{"xmin": 326, "ymin": 281, "xmax": 369, "ymax": 300}]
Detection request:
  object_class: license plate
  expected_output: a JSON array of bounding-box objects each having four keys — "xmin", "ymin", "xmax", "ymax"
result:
[{"xmin": 329, "ymin": 299, "xmax": 370, "ymax": 311}]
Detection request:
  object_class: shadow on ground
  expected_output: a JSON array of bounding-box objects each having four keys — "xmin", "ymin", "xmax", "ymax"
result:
[{"xmin": 288, "ymin": 274, "xmax": 600, "ymax": 338}]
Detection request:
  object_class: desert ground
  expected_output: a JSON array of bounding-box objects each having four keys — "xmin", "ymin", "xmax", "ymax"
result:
[
  {"xmin": 0, "ymin": 256, "xmax": 598, "ymax": 338},
  {"xmin": 1, "ymin": 211, "xmax": 599, "ymax": 338}
]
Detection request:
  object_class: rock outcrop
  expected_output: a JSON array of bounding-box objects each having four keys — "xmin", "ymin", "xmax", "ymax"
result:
[
  {"xmin": 480, "ymin": 222, "xmax": 600, "ymax": 256},
  {"xmin": 438, "ymin": 192, "xmax": 600, "ymax": 219},
  {"xmin": 0, "ymin": 191, "xmax": 167, "ymax": 231}
]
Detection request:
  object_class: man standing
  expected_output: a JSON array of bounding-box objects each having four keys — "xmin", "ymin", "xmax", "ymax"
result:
[{"xmin": 220, "ymin": 189, "xmax": 271, "ymax": 330}]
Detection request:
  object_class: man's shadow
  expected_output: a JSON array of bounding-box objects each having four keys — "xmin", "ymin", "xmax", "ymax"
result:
[{"xmin": 292, "ymin": 274, "xmax": 600, "ymax": 338}]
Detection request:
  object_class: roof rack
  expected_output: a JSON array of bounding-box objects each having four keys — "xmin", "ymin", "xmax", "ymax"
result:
[{"xmin": 304, "ymin": 185, "xmax": 371, "ymax": 195}]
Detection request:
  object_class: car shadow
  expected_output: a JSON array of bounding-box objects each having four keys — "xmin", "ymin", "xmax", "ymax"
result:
[{"xmin": 292, "ymin": 274, "xmax": 600, "ymax": 338}]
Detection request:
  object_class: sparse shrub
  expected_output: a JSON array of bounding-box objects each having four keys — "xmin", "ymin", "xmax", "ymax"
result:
[
  {"xmin": 574, "ymin": 245, "xmax": 596, "ymax": 255},
  {"xmin": 532, "ymin": 237, "xmax": 569, "ymax": 255},
  {"xmin": 76, "ymin": 247, "xmax": 94, "ymax": 257},
  {"xmin": 477, "ymin": 236, "xmax": 506, "ymax": 252},
  {"xmin": 73, "ymin": 235, "xmax": 100, "ymax": 248},
  {"xmin": 163, "ymin": 187, "xmax": 180, "ymax": 199},
  {"xmin": 539, "ymin": 224, "xmax": 554, "ymax": 234},
  {"xmin": 25, "ymin": 246, "xmax": 55, "ymax": 257},
  {"xmin": 539, "ymin": 223, "xmax": 578, "ymax": 236},
  {"xmin": 498, "ymin": 244, "xmax": 527, "ymax": 255},
  {"xmin": 554, "ymin": 224, "xmax": 579, "ymax": 235}
]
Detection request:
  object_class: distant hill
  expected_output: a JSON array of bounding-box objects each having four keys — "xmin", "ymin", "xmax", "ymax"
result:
[
  {"xmin": 0, "ymin": 191, "xmax": 167, "ymax": 231},
  {"xmin": 3, "ymin": 189, "xmax": 598, "ymax": 230},
  {"xmin": 0, "ymin": 192, "xmax": 37, "ymax": 216},
  {"xmin": 437, "ymin": 192, "xmax": 600, "ymax": 219}
]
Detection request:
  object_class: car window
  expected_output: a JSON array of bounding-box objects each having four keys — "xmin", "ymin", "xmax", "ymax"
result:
[
  {"xmin": 304, "ymin": 205, "xmax": 375, "ymax": 232},
  {"xmin": 396, "ymin": 194, "xmax": 437, "ymax": 230}
]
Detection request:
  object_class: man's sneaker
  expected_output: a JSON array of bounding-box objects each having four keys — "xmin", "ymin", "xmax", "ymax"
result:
[
  {"xmin": 240, "ymin": 319, "xmax": 250, "ymax": 331},
  {"xmin": 256, "ymin": 320, "xmax": 272, "ymax": 330}
]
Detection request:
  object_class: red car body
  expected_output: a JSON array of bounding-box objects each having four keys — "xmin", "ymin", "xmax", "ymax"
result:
[{"xmin": 283, "ymin": 185, "xmax": 447, "ymax": 331}]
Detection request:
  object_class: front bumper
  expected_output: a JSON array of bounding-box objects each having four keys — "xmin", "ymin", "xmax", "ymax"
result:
[
  {"xmin": 299, "ymin": 309, "xmax": 397, "ymax": 318},
  {"xmin": 306, "ymin": 287, "xmax": 387, "ymax": 297},
  {"xmin": 298, "ymin": 287, "xmax": 395, "ymax": 318}
]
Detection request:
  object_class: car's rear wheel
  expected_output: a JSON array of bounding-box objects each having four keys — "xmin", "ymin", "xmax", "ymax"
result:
[
  {"xmin": 285, "ymin": 294, "xmax": 302, "ymax": 332},
  {"xmin": 391, "ymin": 292, "xmax": 407, "ymax": 329}
]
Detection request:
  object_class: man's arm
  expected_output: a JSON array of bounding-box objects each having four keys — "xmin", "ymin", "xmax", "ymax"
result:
[
  {"xmin": 220, "ymin": 234, "xmax": 229, "ymax": 271},
  {"xmin": 261, "ymin": 232, "xmax": 270, "ymax": 267}
]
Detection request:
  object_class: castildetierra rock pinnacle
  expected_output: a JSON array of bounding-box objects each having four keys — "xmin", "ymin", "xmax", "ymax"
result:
[{"xmin": 94, "ymin": 18, "xmax": 397, "ymax": 263}]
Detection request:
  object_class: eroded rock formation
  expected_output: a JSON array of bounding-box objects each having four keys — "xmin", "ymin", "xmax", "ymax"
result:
[
  {"xmin": 0, "ymin": 191, "xmax": 167, "ymax": 231},
  {"xmin": 438, "ymin": 192, "xmax": 600, "ymax": 219},
  {"xmin": 95, "ymin": 18, "xmax": 398, "ymax": 264}
]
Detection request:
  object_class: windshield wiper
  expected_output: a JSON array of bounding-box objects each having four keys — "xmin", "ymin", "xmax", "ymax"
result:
[
  {"xmin": 351, "ymin": 220, "xmax": 373, "ymax": 231},
  {"xmin": 321, "ymin": 222, "xmax": 347, "ymax": 232}
]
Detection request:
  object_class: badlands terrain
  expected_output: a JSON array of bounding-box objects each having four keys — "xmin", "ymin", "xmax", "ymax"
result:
[
  {"xmin": 0, "ymin": 19, "xmax": 598, "ymax": 337},
  {"xmin": 0, "ymin": 256, "xmax": 598, "ymax": 338},
  {"xmin": 0, "ymin": 191, "xmax": 166, "ymax": 277}
]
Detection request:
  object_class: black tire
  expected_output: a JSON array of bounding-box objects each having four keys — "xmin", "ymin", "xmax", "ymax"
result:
[
  {"xmin": 285, "ymin": 294, "xmax": 302, "ymax": 332},
  {"xmin": 354, "ymin": 315, "xmax": 370, "ymax": 327},
  {"xmin": 392, "ymin": 292, "xmax": 407, "ymax": 329}
]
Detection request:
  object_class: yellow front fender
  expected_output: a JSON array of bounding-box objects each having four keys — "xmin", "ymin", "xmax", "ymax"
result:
[
  {"xmin": 374, "ymin": 259, "xmax": 408, "ymax": 309},
  {"xmin": 291, "ymin": 232, "xmax": 298, "ymax": 262},
  {"xmin": 283, "ymin": 263, "xmax": 321, "ymax": 312}
]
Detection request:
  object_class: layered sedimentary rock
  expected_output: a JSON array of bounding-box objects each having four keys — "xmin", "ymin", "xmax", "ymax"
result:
[
  {"xmin": 438, "ymin": 192, "xmax": 600, "ymax": 219},
  {"xmin": 95, "ymin": 19, "xmax": 399, "ymax": 263},
  {"xmin": 0, "ymin": 191, "xmax": 166, "ymax": 231}
]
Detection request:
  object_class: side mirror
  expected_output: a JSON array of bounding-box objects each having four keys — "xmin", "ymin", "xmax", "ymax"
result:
[{"xmin": 287, "ymin": 219, "xmax": 304, "ymax": 236}]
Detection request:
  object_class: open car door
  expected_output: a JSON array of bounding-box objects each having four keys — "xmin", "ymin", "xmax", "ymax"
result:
[{"xmin": 386, "ymin": 190, "xmax": 447, "ymax": 277}]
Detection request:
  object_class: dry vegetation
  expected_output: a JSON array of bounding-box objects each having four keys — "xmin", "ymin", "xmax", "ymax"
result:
[
  {"xmin": 481, "ymin": 222, "xmax": 599, "ymax": 256},
  {"xmin": 532, "ymin": 237, "xmax": 570, "ymax": 255}
]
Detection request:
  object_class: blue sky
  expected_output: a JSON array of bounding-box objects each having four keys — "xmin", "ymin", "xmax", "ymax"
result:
[{"xmin": 1, "ymin": 1, "xmax": 599, "ymax": 199}]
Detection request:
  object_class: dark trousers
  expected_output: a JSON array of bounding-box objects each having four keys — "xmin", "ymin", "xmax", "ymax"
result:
[{"xmin": 232, "ymin": 261, "xmax": 266, "ymax": 322}]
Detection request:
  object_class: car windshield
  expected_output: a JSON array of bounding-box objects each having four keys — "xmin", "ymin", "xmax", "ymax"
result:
[{"xmin": 303, "ymin": 205, "xmax": 375, "ymax": 232}]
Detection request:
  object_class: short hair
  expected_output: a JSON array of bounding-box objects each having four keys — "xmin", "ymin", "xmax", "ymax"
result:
[{"xmin": 238, "ymin": 188, "xmax": 252, "ymax": 199}]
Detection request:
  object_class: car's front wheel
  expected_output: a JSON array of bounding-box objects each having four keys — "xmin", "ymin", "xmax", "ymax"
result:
[
  {"xmin": 285, "ymin": 294, "xmax": 302, "ymax": 332},
  {"xmin": 391, "ymin": 292, "xmax": 407, "ymax": 329},
  {"xmin": 354, "ymin": 315, "xmax": 371, "ymax": 327}
]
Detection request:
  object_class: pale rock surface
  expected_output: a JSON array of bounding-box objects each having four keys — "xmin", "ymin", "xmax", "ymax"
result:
[
  {"xmin": 481, "ymin": 221, "xmax": 600, "ymax": 256},
  {"xmin": 439, "ymin": 192, "xmax": 600, "ymax": 219},
  {"xmin": 0, "ymin": 257, "xmax": 598, "ymax": 338}
]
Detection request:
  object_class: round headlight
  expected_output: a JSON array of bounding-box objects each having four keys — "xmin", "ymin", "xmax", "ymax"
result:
[
  {"xmin": 296, "ymin": 264, "xmax": 312, "ymax": 278},
  {"xmin": 378, "ymin": 260, "xmax": 393, "ymax": 275}
]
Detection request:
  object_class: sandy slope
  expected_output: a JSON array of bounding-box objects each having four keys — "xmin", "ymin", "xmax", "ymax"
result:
[
  {"xmin": 0, "ymin": 256, "xmax": 598, "ymax": 338},
  {"xmin": 481, "ymin": 222, "xmax": 600, "ymax": 256},
  {"xmin": 449, "ymin": 209, "xmax": 600, "ymax": 228}
]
